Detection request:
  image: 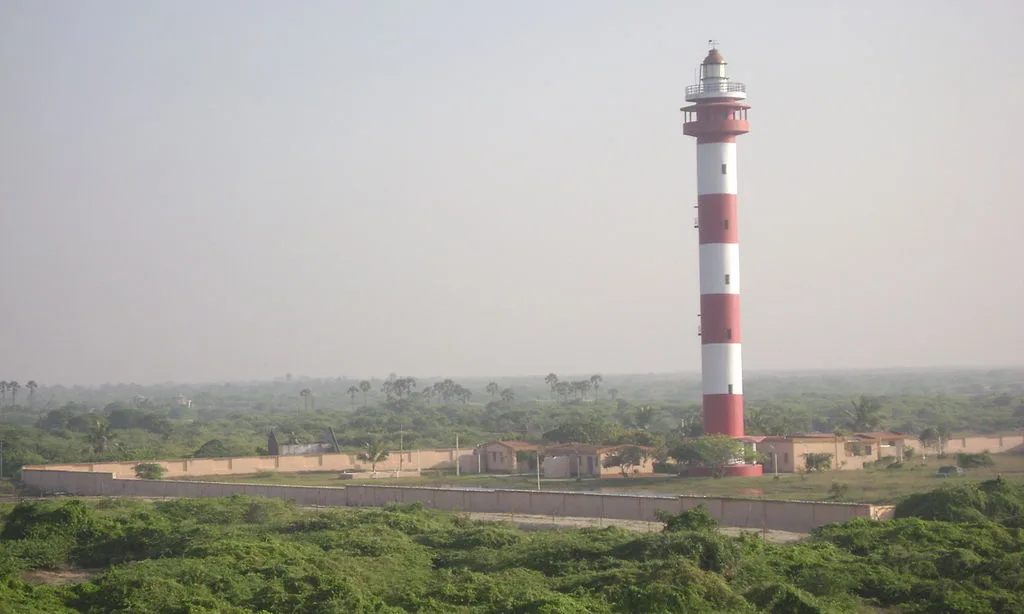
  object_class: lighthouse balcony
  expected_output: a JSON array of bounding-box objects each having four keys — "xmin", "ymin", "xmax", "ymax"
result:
[
  {"xmin": 682, "ymin": 117, "xmax": 749, "ymax": 138},
  {"xmin": 681, "ymin": 102, "xmax": 750, "ymax": 138},
  {"xmin": 685, "ymin": 81, "xmax": 746, "ymax": 102}
]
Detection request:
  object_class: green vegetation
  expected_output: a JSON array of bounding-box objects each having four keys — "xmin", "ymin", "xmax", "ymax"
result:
[
  {"xmin": 131, "ymin": 463, "xmax": 166, "ymax": 480},
  {"xmin": 1, "ymin": 481, "xmax": 1023, "ymax": 612},
  {"xmin": 1, "ymin": 370, "xmax": 1023, "ymax": 482}
]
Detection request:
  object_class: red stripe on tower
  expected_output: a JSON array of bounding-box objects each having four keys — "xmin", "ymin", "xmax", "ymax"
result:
[{"xmin": 682, "ymin": 43, "xmax": 761, "ymax": 476}]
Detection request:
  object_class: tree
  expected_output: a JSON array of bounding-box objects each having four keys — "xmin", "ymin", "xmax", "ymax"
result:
[
  {"xmin": 803, "ymin": 453, "xmax": 833, "ymax": 472},
  {"xmin": 921, "ymin": 425, "xmax": 952, "ymax": 457},
  {"xmin": 300, "ymin": 388, "xmax": 314, "ymax": 411},
  {"xmin": 634, "ymin": 405, "xmax": 656, "ymax": 431},
  {"xmin": 544, "ymin": 373, "xmax": 559, "ymax": 395},
  {"xmin": 554, "ymin": 381, "xmax": 572, "ymax": 403},
  {"xmin": 86, "ymin": 418, "xmax": 113, "ymax": 454},
  {"xmin": 358, "ymin": 380, "xmax": 371, "ymax": 406},
  {"xmin": 571, "ymin": 380, "xmax": 591, "ymax": 401},
  {"xmin": 382, "ymin": 377, "xmax": 416, "ymax": 401},
  {"xmin": 0, "ymin": 381, "xmax": 7, "ymax": 407},
  {"xmin": 589, "ymin": 374, "xmax": 603, "ymax": 397},
  {"xmin": 668, "ymin": 435, "xmax": 744, "ymax": 478},
  {"xmin": 7, "ymin": 381, "xmax": 20, "ymax": 407},
  {"xmin": 500, "ymin": 388, "xmax": 515, "ymax": 408},
  {"xmin": 486, "ymin": 382, "xmax": 500, "ymax": 398},
  {"xmin": 134, "ymin": 463, "xmax": 167, "ymax": 480},
  {"xmin": 346, "ymin": 386, "xmax": 359, "ymax": 408},
  {"xmin": 357, "ymin": 440, "xmax": 390, "ymax": 472},
  {"xmin": 844, "ymin": 395, "xmax": 883, "ymax": 432},
  {"xmin": 608, "ymin": 388, "xmax": 620, "ymax": 401},
  {"xmin": 25, "ymin": 380, "xmax": 38, "ymax": 407},
  {"xmin": 601, "ymin": 445, "xmax": 648, "ymax": 477}
]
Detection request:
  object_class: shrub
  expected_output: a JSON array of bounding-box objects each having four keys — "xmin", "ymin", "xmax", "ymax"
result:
[
  {"xmin": 133, "ymin": 463, "xmax": 167, "ymax": 480},
  {"xmin": 803, "ymin": 453, "xmax": 832, "ymax": 472},
  {"xmin": 828, "ymin": 482, "xmax": 850, "ymax": 500},
  {"xmin": 657, "ymin": 506, "xmax": 719, "ymax": 533},
  {"xmin": 957, "ymin": 452, "xmax": 995, "ymax": 469}
]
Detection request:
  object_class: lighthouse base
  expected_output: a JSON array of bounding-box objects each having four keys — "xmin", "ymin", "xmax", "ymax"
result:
[{"xmin": 688, "ymin": 464, "xmax": 763, "ymax": 478}]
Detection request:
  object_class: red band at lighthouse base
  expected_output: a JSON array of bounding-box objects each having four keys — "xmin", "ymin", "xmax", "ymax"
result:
[{"xmin": 703, "ymin": 394, "xmax": 745, "ymax": 437}]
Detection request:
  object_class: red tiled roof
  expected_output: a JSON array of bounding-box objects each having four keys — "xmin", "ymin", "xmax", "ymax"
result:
[{"xmin": 483, "ymin": 440, "xmax": 539, "ymax": 451}]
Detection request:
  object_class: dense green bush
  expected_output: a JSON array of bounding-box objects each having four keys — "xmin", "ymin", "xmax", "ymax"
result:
[
  {"xmin": 132, "ymin": 463, "xmax": 166, "ymax": 480},
  {"xmin": 2, "ymin": 487, "xmax": 1024, "ymax": 613},
  {"xmin": 895, "ymin": 477, "xmax": 1024, "ymax": 525},
  {"xmin": 958, "ymin": 452, "xmax": 996, "ymax": 469}
]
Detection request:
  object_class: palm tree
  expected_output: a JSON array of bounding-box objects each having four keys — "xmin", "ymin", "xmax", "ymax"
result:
[
  {"xmin": 358, "ymin": 380, "xmax": 371, "ymax": 406},
  {"xmin": 300, "ymin": 388, "xmax": 313, "ymax": 411},
  {"xmin": 608, "ymin": 388, "xmax": 619, "ymax": 401},
  {"xmin": 485, "ymin": 382, "xmax": 499, "ymax": 398},
  {"xmin": 634, "ymin": 405, "xmax": 656, "ymax": 430},
  {"xmin": 500, "ymin": 388, "xmax": 515, "ymax": 407},
  {"xmin": 87, "ymin": 418, "xmax": 113, "ymax": 454},
  {"xmin": 346, "ymin": 386, "xmax": 359, "ymax": 408},
  {"xmin": 554, "ymin": 381, "xmax": 572, "ymax": 403},
  {"xmin": 357, "ymin": 440, "xmax": 390, "ymax": 472},
  {"xmin": 844, "ymin": 395, "xmax": 883, "ymax": 432},
  {"xmin": 589, "ymin": 374, "xmax": 603, "ymax": 397},
  {"xmin": 25, "ymin": 381, "xmax": 38, "ymax": 408},
  {"xmin": 544, "ymin": 373, "xmax": 559, "ymax": 396},
  {"xmin": 7, "ymin": 381, "xmax": 20, "ymax": 407},
  {"xmin": 0, "ymin": 381, "xmax": 7, "ymax": 408}
]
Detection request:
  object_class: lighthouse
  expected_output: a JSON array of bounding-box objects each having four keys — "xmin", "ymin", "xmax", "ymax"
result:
[{"xmin": 682, "ymin": 43, "xmax": 762, "ymax": 476}]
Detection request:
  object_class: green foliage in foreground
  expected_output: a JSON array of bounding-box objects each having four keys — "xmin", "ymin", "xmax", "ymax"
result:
[{"xmin": 1, "ymin": 483, "xmax": 1023, "ymax": 613}]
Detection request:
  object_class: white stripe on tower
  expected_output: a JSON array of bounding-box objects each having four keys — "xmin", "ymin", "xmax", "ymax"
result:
[{"xmin": 697, "ymin": 139, "xmax": 744, "ymax": 438}]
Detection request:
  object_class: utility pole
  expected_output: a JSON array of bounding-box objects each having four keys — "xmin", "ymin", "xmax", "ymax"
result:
[
  {"xmin": 536, "ymin": 453, "xmax": 541, "ymax": 491},
  {"xmin": 455, "ymin": 433, "xmax": 460, "ymax": 477},
  {"xmin": 0, "ymin": 439, "xmax": 4, "ymax": 479},
  {"xmin": 399, "ymin": 425, "xmax": 404, "ymax": 473}
]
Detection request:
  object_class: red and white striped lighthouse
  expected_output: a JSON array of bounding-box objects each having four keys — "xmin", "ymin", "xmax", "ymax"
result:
[{"xmin": 682, "ymin": 43, "xmax": 761, "ymax": 475}]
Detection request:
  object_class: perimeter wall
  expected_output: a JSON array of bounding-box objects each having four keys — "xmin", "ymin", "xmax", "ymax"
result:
[
  {"xmin": 19, "ymin": 469, "xmax": 893, "ymax": 533},
  {"xmin": 24, "ymin": 434, "xmax": 1021, "ymax": 480},
  {"xmin": 25, "ymin": 448, "xmax": 462, "ymax": 479}
]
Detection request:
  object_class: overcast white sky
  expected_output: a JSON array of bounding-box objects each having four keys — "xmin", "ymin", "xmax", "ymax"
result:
[{"xmin": 2, "ymin": 0, "xmax": 1022, "ymax": 386}]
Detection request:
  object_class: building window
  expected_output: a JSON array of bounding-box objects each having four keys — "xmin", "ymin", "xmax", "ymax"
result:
[
  {"xmin": 721, "ymin": 163, "xmax": 727, "ymax": 174},
  {"xmin": 727, "ymin": 384, "xmax": 734, "ymax": 394},
  {"xmin": 864, "ymin": 446, "xmax": 872, "ymax": 455},
  {"xmin": 491, "ymin": 452, "xmax": 497, "ymax": 462},
  {"xmin": 723, "ymin": 219, "xmax": 729, "ymax": 230},
  {"xmin": 724, "ymin": 274, "xmax": 731, "ymax": 285},
  {"xmin": 726, "ymin": 328, "xmax": 732, "ymax": 340},
  {"xmin": 783, "ymin": 453, "xmax": 789, "ymax": 463}
]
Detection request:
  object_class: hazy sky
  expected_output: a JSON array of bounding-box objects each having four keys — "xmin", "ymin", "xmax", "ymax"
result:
[{"xmin": 2, "ymin": 0, "xmax": 1023, "ymax": 386}]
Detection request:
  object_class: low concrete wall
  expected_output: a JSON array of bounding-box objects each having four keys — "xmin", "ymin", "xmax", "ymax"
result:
[
  {"xmin": 23, "ymin": 448, "xmax": 464, "ymax": 479},
  {"xmin": 21, "ymin": 469, "xmax": 886, "ymax": 533},
  {"xmin": 906, "ymin": 434, "xmax": 1024, "ymax": 456}
]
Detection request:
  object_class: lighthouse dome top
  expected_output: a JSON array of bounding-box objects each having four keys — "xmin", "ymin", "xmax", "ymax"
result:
[
  {"xmin": 686, "ymin": 43, "xmax": 746, "ymax": 102},
  {"xmin": 702, "ymin": 48, "xmax": 726, "ymax": 65}
]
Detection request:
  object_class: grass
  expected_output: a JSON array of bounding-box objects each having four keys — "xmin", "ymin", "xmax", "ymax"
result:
[{"xmin": 178, "ymin": 453, "xmax": 1024, "ymax": 505}]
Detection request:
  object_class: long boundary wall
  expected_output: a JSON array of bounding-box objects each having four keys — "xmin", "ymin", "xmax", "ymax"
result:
[
  {"xmin": 23, "ymin": 448, "xmax": 463, "ymax": 479},
  {"xmin": 19, "ymin": 469, "xmax": 892, "ymax": 533},
  {"xmin": 23, "ymin": 434, "xmax": 1021, "ymax": 480}
]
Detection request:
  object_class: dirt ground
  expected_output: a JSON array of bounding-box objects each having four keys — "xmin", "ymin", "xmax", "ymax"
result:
[
  {"xmin": 463, "ymin": 511, "xmax": 808, "ymax": 544},
  {"xmin": 20, "ymin": 569, "xmax": 100, "ymax": 585}
]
